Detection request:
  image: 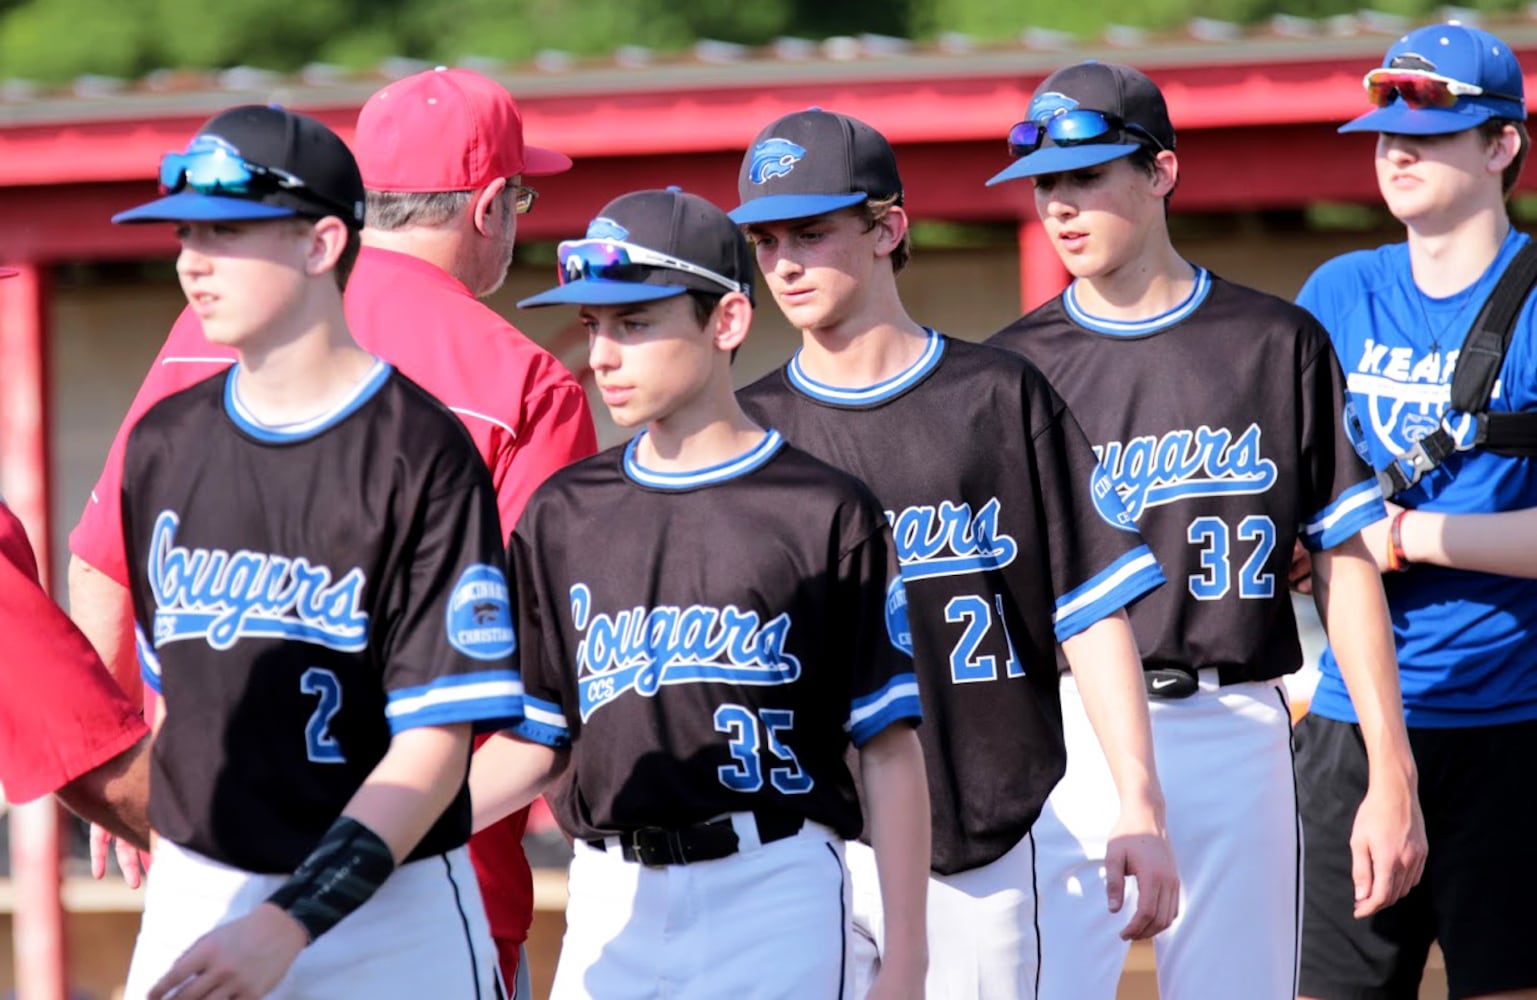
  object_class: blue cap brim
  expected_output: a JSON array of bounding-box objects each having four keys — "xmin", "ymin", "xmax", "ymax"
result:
[
  {"xmin": 986, "ymin": 143, "xmax": 1142, "ymax": 186},
  {"xmin": 112, "ymin": 192, "xmax": 300, "ymax": 225},
  {"xmin": 1337, "ymin": 100, "xmax": 1508, "ymax": 135},
  {"xmin": 517, "ymin": 280, "xmax": 689, "ymax": 309},
  {"xmin": 728, "ymin": 192, "xmax": 868, "ymax": 225}
]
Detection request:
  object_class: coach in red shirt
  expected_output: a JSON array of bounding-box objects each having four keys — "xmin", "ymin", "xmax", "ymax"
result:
[
  {"xmin": 66, "ymin": 70, "xmax": 596, "ymax": 996},
  {"xmin": 0, "ymin": 497, "xmax": 149, "ymax": 844}
]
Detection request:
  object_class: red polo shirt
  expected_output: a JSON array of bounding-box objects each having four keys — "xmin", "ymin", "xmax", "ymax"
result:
[
  {"xmin": 69, "ymin": 245, "xmax": 596, "ymax": 979},
  {"xmin": 1, "ymin": 502, "xmax": 147, "ymax": 804}
]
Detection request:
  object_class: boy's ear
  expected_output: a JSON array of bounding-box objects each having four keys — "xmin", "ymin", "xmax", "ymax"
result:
[
  {"xmin": 305, "ymin": 216, "xmax": 351, "ymax": 277},
  {"xmin": 872, "ymin": 205, "xmax": 909, "ymax": 260},
  {"xmin": 1488, "ymin": 123, "xmax": 1521, "ymax": 176},
  {"xmin": 1150, "ymin": 150, "xmax": 1179, "ymax": 198},
  {"xmin": 712, "ymin": 292, "xmax": 753, "ymax": 353}
]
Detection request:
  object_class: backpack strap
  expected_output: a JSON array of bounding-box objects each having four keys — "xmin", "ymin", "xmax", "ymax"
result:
[{"xmin": 1378, "ymin": 241, "xmax": 1537, "ymax": 498}]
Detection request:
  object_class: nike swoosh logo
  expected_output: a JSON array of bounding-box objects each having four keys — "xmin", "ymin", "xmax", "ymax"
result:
[{"xmin": 1150, "ymin": 677, "xmax": 1179, "ymax": 690}]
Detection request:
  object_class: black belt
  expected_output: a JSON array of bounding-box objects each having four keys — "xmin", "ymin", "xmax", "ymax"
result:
[{"xmin": 588, "ymin": 812, "xmax": 804, "ymax": 867}]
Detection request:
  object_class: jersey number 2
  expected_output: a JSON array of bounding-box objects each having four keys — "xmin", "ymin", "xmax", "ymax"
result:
[
  {"xmin": 301, "ymin": 667, "xmax": 345, "ymax": 764},
  {"xmin": 714, "ymin": 705, "xmax": 813, "ymax": 794},
  {"xmin": 1187, "ymin": 515, "xmax": 1276, "ymax": 601}
]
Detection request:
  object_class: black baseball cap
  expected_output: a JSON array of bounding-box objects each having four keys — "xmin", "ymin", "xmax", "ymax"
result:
[
  {"xmin": 987, "ymin": 62, "xmax": 1176, "ymax": 185},
  {"xmin": 114, "ymin": 105, "xmax": 366, "ymax": 228},
  {"xmin": 518, "ymin": 187, "xmax": 754, "ymax": 308},
  {"xmin": 729, "ymin": 109, "xmax": 903, "ymax": 225}
]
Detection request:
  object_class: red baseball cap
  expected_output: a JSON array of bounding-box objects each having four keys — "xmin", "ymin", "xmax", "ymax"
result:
[{"xmin": 355, "ymin": 67, "xmax": 571, "ymax": 192}]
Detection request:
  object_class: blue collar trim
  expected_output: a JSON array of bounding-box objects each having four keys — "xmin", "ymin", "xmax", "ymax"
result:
[
  {"xmin": 786, "ymin": 328, "xmax": 945, "ymax": 406},
  {"xmin": 225, "ymin": 359, "xmax": 392, "ymax": 443},
  {"xmin": 1064, "ymin": 267, "xmax": 1212, "ymax": 337},
  {"xmin": 624, "ymin": 429, "xmax": 785, "ymax": 490}
]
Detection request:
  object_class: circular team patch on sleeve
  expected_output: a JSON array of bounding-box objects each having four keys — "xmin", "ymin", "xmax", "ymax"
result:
[
  {"xmin": 446, "ymin": 564, "xmax": 517, "ymax": 661},
  {"xmin": 1090, "ymin": 463, "xmax": 1138, "ymax": 532},
  {"xmin": 885, "ymin": 577, "xmax": 914, "ymax": 656}
]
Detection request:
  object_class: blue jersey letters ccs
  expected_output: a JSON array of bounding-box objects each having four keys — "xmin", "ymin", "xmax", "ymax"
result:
[
  {"xmin": 570, "ymin": 583, "xmax": 802, "ymax": 722},
  {"xmin": 147, "ymin": 510, "xmax": 369, "ymax": 652}
]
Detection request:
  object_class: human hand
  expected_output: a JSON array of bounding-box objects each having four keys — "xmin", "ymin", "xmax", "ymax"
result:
[
  {"xmin": 90, "ymin": 823, "xmax": 150, "ymax": 888},
  {"xmin": 1289, "ymin": 540, "xmax": 1314, "ymax": 594},
  {"xmin": 1105, "ymin": 806, "xmax": 1180, "ymax": 940},
  {"xmin": 148, "ymin": 902, "xmax": 308, "ymax": 1000},
  {"xmin": 864, "ymin": 956, "xmax": 926, "ymax": 1000},
  {"xmin": 1349, "ymin": 772, "xmax": 1427, "ymax": 917}
]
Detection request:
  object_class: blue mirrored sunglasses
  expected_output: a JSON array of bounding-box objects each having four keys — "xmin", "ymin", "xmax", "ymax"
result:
[
  {"xmin": 159, "ymin": 142, "xmax": 349, "ymax": 217},
  {"xmin": 1007, "ymin": 109, "xmax": 1166, "ymax": 158},
  {"xmin": 556, "ymin": 239, "xmax": 748, "ymax": 295}
]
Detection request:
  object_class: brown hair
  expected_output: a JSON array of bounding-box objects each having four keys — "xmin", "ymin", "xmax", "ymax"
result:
[
  {"xmin": 858, "ymin": 194, "xmax": 912, "ymax": 273},
  {"xmin": 687, "ymin": 291, "xmax": 724, "ymax": 327},
  {"xmin": 334, "ymin": 225, "xmax": 362, "ymax": 290},
  {"xmin": 1126, "ymin": 146, "xmax": 1176, "ymax": 212}
]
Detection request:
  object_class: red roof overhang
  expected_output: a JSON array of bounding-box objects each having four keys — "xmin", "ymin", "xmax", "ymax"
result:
[{"xmin": 4, "ymin": 33, "xmax": 1536, "ymax": 263}]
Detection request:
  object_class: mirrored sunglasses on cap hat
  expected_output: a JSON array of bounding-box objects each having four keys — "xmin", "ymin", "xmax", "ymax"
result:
[
  {"xmin": 1364, "ymin": 60, "xmax": 1522, "ymax": 110},
  {"xmin": 157, "ymin": 137, "xmax": 354, "ymax": 219},
  {"xmin": 1005, "ymin": 108, "xmax": 1168, "ymax": 159},
  {"xmin": 556, "ymin": 239, "xmax": 749, "ymax": 296}
]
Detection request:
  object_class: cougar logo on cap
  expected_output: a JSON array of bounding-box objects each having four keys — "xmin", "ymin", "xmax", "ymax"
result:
[
  {"xmin": 1027, "ymin": 91, "xmax": 1080, "ymax": 123},
  {"xmin": 748, "ymin": 138, "xmax": 806, "ymax": 184},
  {"xmin": 586, "ymin": 217, "xmax": 630, "ymax": 241},
  {"xmin": 1391, "ymin": 53, "xmax": 1438, "ymax": 73}
]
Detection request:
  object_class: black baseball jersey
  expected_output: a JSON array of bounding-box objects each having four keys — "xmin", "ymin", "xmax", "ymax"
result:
[
  {"xmin": 738, "ymin": 331, "xmax": 1164, "ymax": 874},
  {"xmin": 988, "ymin": 269, "xmax": 1384, "ymax": 684},
  {"xmin": 506, "ymin": 430, "xmax": 920, "ymax": 844},
  {"xmin": 124, "ymin": 362, "xmax": 523, "ymax": 874}
]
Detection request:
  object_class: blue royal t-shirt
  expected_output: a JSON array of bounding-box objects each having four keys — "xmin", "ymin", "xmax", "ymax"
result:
[{"xmin": 1298, "ymin": 229, "xmax": 1537, "ymax": 728}]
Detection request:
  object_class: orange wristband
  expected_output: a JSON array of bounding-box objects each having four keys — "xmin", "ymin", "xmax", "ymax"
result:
[{"xmin": 1386, "ymin": 509, "xmax": 1409, "ymax": 571}]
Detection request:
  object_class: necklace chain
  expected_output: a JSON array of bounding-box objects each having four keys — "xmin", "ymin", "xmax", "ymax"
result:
[
  {"xmin": 1409, "ymin": 280, "xmax": 1479, "ymax": 361},
  {"xmin": 1408, "ymin": 228, "xmax": 1511, "ymax": 360}
]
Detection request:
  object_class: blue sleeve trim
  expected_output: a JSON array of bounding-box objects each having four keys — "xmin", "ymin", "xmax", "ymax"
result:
[
  {"xmin": 136, "ymin": 623, "xmax": 163, "ymax": 694},
  {"xmin": 846, "ymin": 673, "xmax": 923, "ymax": 748},
  {"xmin": 385, "ymin": 670, "xmax": 524, "ymax": 735},
  {"xmin": 1053, "ymin": 547, "xmax": 1165, "ymax": 642},
  {"xmin": 507, "ymin": 716, "xmax": 571, "ymax": 749},
  {"xmin": 1301, "ymin": 478, "xmax": 1387, "ymax": 551},
  {"xmin": 510, "ymin": 697, "xmax": 571, "ymax": 743}
]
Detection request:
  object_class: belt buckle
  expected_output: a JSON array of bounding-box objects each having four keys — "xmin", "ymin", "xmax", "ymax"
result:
[
  {"xmin": 626, "ymin": 827, "xmax": 687, "ymax": 867},
  {"xmin": 1144, "ymin": 667, "xmax": 1197, "ymax": 699}
]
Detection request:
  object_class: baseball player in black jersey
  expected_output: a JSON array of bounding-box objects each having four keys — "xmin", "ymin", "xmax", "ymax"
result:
[
  {"xmin": 730, "ymin": 109, "xmax": 1178, "ymax": 999},
  {"xmin": 984, "ymin": 63, "xmax": 1426, "ymax": 1000},
  {"xmin": 469, "ymin": 188, "xmax": 931, "ymax": 999},
  {"xmin": 110, "ymin": 106, "xmax": 522, "ymax": 1000}
]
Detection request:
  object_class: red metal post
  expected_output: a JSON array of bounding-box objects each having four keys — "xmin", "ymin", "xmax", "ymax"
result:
[
  {"xmin": 1018, "ymin": 215, "xmax": 1068, "ymax": 314},
  {"xmin": 1, "ymin": 262, "xmax": 68, "ymax": 1000}
]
